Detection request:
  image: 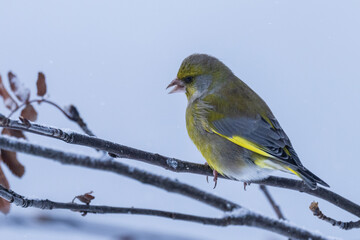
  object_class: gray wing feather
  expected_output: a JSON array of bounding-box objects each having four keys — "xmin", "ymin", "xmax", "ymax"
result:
[
  {"xmin": 211, "ymin": 115, "xmax": 330, "ymax": 188},
  {"xmin": 211, "ymin": 115, "xmax": 302, "ymax": 167}
]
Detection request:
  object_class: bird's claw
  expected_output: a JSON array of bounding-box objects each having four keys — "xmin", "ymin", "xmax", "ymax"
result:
[
  {"xmin": 204, "ymin": 162, "xmax": 218, "ymax": 188},
  {"xmin": 213, "ymin": 170, "xmax": 218, "ymax": 189}
]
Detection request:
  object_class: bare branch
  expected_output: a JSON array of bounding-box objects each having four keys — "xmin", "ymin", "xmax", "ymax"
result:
[
  {"xmin": 0, "ymin": 114, "xmax": 360, "ymax": 219},
  {"xmin": 309, "ymin": 202, "xmax": 360, "ymax": 230},
  {"xmin": 259, "ymin": 185, "xmax": 286, "ymax": 220},
  {"xmin": 0, "ymin": 135, "xmax": 238, "ymax": 212},
  {"xmin": 0, "ymin": 184, "xmax": 331, "ymax": 240}
]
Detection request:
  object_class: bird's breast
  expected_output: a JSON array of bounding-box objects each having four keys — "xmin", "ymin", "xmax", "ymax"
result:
[{"xmin": 185, "ymin": 102, "xmax": 226, "ymax": 174}]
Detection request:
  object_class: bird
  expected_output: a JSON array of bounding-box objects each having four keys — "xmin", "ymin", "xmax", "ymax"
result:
[{"xmin": 167, "ymin": 53, "xmax": 329, "ymax": 189}]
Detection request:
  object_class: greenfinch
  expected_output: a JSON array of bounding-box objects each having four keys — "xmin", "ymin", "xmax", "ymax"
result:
[{"xmin": 167, "ymin": 54, "xmax": 328, "ymax": 189}]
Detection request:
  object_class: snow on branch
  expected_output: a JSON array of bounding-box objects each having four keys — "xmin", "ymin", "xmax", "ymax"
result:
[
  {"xmin": 1, "ymin": 113, "xmax": 360, "ymax": 219},
  {"xmin": 0, "ymin": 135, "xmax": 238, "ymax": 212},
  {"xmin": 0, "ymin": 183, "xmax": 331, "ymax": 240}
]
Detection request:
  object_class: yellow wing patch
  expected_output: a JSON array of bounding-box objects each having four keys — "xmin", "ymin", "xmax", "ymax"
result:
[
  {"xmin": 211, "ymin": 129, "xmax": 273, "ymax": 158},
  {"xmin": 285, "ymin": 166, "xmax": 301, "ymax": 177}
]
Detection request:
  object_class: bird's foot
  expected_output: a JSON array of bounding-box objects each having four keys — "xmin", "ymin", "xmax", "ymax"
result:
[
  {"xmin": 212, "ymin": 170, "xmax": 218, "ymax": 189},
  {"xmin": 204, "ymin": 162, "xmax": 218, "ymax": 189},
  {"xmin": 243, "ymin": 182, "xmax": 251, "ymax": 191}
]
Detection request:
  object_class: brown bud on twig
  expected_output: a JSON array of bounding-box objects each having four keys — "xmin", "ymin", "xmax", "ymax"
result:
[
  {"xmin": 309, "ymin": 202, "xmax": 360, "ymax": 230},
  {"xmin": 72, "ymin": 191, "xmax": 95, "ymax": 216},
  {"xmin": 19, "ymin": 116, "xmax": 31, "ymax": 128},
  {"xmin": 72, "ymin": 191, "xmax": 95, "ymax": 205}
]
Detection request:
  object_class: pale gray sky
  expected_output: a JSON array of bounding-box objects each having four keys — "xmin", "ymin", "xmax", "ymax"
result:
[{"xmin": 1, "ymin": 1, "xmax": 360, "ymax": 239}]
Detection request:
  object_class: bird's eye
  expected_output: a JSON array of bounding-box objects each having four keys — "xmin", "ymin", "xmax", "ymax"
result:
[{"xmin": 183, "ymin": 76, "xmax": 193, "ymax": 84}]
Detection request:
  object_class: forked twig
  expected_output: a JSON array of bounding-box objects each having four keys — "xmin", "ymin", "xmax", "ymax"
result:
[
  {"xmin": 8, "ymin": 99, "xmax": 94, "ymax": 136},
  {"xmin": 309, "ymin": 202, "xmax": 360, "ymax": 230}
]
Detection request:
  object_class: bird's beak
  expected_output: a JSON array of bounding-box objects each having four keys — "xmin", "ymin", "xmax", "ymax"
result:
[{"xmin": 166, "ymin": 78, "xmax": 185, "ymax": 94}]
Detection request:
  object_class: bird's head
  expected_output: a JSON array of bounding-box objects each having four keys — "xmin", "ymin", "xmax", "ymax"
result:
[{"xmin": 167, "ymin": 54, "xmax": 233, "ymax": 101}]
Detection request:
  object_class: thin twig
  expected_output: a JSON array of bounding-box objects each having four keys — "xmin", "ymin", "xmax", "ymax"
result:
[
  {"xmin": 309, "ymin": 202, "xmax": 360, "ymax": 230},
  {"xmin": 0, "ymin": 184, "xmax": 331, "ymax": 240},
  {"xmin": 8, "ymin": 99, "xmax": 70, "ymax": 119},
  {"xmin": 7, "ymin": 100, "xmax": 95, "ymax": 136},
  {"xmin": 0, "ymin": 184, "xmax": 229, "ymax": 224},
  {"xmin": 259, "ymin": 185, "xmax": 286, "ymax": 220},
  {"xmin": 64, "ymin": 104, "xmax": 95, "ymax": 136},
  {"xmin": 0, "ymin": 114, "xmax": 360, "ymax": 219}
]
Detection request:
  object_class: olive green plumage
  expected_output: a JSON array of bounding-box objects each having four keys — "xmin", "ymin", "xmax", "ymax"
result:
[{"xmin": 170, "ymin": 53, "xmax": 328, "ymax": 189}]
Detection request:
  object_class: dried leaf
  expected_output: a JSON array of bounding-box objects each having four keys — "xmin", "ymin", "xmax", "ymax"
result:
[
  {"xmin": 0, "ymin": 74, "xmax": 18, "ymax": 110},
  {"xmin": 0, "ymin": 199, "xmax": 10, "ymax": 214},
  {"xmin": 8, "ymin": 72, "xmax": 30, "ymax": 103},
  {"xmin": 21, "ymin": 104, "xmax": 37, "ymax": 122},
  {"xmin": 1, "ymin": 128, "xmax": 26, "ymax": 139},
  {"xmin": 0, "ymin": 165, "xmax": 9, "ymax": 189},
  {"xmin": 0, "ymin": 165, "xmax": 10, "ymax": 214},
  {"xmin": 73, "ymin": 191, "xmax": 95, "ymax": 205},
  {"xmin": 36, "ymin": 72, "xmax": 47, "ymax": 97},
  {"xmin": 1, "ymin": 150, "xmax": 25, "ymax": 177}
]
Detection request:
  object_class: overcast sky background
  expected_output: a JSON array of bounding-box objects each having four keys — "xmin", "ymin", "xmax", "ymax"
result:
[{"xmin": 1, "ymin": 1, "xmax": 360, "ymax": 239}]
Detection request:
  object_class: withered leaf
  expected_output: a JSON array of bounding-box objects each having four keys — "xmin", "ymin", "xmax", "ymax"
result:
[
  {"xmin": 0, "ymin": 199, "xmax": 10, "ymax": 214},
  {"xmin": 0, "ymin": 165, "xmax": 10, "ymax": 214},
  {"xmin": 73, "ymin": 191, "xmax": 95, "ymax": 205},
  {"xmin": 1, "ymin": 150, "xmax": 25, "ymax": 177},
  {"xmin": 36, "ymin": 72, "xmax": 47, "ymax": 97},
  {"xmin": 0, "ymin": 74, "xmax": 18, "ymax": 111},
  {"xmin": 8, "ymin": 72, "xmax": 30, "ymax": 103},
  {"xmin": 0, "ymin": 165, "xmax": 9, "ymax": 189},
  {"xmin": 1, "ymin": 128, "xmax": 26, "ymax": 139},
  {"xmin": 21, "ymin": 104, "xmax": 38, "ymax": 122}
]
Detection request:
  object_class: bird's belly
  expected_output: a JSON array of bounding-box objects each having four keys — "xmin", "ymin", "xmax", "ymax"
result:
[{"xmin": 186, "ymin": 119, "xmax": 271, "ymax": 181}]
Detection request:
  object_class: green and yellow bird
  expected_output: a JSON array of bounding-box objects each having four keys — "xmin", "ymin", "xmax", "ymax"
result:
[{"xmin": 167, "ymin": 54, "xmax": 329, "ymax": 189}]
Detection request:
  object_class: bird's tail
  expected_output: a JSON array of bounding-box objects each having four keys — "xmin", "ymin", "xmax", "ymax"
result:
[
  {"xmin": 286, "ymin": 165, "xmax": 330, "ymax": 189},
  {"xmin": 253, "ymin": 157, "xmax": 329, "ymax": 189}
]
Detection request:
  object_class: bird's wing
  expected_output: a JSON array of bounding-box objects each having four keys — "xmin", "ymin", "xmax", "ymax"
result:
[{"xmin": 209, "ymin": 113, "xmax": 302, "ymax": 168}]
